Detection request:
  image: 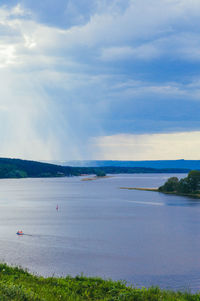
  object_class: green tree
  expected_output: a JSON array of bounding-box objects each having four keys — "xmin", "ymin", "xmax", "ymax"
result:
[
  {"xmin": 159, "ymin": 177, "xmax": 179, "ymax": 192},
  {"xmin": 159, "ymin": 170, "xmax": 200, "ymax": 194},
  {"xmin": 177, "ymin": 178, "xmax": 191, "ymax": 193},
  {"xmin": 187, "ymin": 170, "xmax": 200, "ymax": 192},
  {"xmin": 95, "ymin": 170, "xmax": 106, "ymax": 177}
]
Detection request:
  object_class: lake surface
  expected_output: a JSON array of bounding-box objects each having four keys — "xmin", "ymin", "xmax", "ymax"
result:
[{"xmin": 0, "ymin": 173, "xmax": 200, "ymax": 292}]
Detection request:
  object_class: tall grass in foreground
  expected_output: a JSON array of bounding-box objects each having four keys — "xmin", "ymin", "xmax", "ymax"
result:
[{"xmin": 0, "ymin": 263, "xmax": 199, "ymax": 300}]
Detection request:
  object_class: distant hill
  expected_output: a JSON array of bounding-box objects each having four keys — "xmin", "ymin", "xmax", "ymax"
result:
[
  {"xmin": 51, "ymin": 159, "xmax": 200, "ymax": 170},
  {"xmin": 0, "ymin": 158, "xmax": 194, "ymax": 179},
  {"xmin": 0, "ymin": 158, "xmax": 73, "ymax": 178}
]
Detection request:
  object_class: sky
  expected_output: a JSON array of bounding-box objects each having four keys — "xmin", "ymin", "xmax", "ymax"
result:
[{"xmin": 1, "ymin": 0, "xmax": 200, "ymax": 160}]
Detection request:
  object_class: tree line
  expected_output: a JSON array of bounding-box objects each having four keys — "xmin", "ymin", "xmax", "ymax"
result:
[{"xmin": 0, "ymin": 158, "xmax": 191, "ymax": 179}]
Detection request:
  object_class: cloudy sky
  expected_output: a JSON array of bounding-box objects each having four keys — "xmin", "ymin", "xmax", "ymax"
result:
[{"xmin": 1, "ymin": 0, "xmax": 200, "ymax": 160}]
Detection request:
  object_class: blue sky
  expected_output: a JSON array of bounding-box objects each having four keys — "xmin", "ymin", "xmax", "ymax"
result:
[{"xmin": 1, "ymin": 0, "xmax": 200, "ymax": 160}]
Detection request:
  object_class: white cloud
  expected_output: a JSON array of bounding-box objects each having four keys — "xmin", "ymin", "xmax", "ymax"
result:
[
  {"xmin": 1, "ymin": 1, "xmax": 200, "ymax": 69},
  {"xmin": 0, "ymin": 2, "xmax": 200, "ymax": 160},
  {"xmin": 100, "ymin": 44, "xmax": 159, "ymax": 61},
  {"xmin": 64, "ymin": 0, "xmax": 200, "ymax": 50},
  {"xmin": 92, "ymin": 131, "xmax": 200, "ymax": 160},
  {"xmin": 11, "ymin": 3, "xmax": 26, "ymax": 16},
  {"xmin": 108, "ymin": 78, "xmax": 200, "ymax": 101}
]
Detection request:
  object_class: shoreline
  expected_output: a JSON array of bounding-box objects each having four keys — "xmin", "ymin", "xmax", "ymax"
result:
[
  {"xmin": 81, "ymin": 175, "xmax": 112, "ymax": 181},
  {"xmin": 120, "ymin": 187, "xmax": 200, "ymax": 198},
  {"xmin": 120, "ymin": 187, "xmax": 158, "ymax": 191}
]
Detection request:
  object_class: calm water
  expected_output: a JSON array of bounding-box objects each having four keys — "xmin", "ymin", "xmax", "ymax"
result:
[{"xmin": 0, "ymin": 173, "xmax": 200, "ymax": 292}]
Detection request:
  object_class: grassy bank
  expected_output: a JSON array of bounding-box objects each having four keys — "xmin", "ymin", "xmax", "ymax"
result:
[
  {"xmin": 120, "ymin": 187, "xmax": 200, "ymax": 198},
  {"xmin": 0, "ymin": 264, "xmax": 200, "ymax": 300}
]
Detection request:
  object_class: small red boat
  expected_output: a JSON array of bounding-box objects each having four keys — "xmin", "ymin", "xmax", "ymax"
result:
[{"xmin": 16, "ymin": 230, "xmax": 24, "ymax": 235}]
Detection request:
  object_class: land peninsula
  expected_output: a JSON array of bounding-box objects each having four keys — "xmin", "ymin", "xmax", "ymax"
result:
[{"xmin": 121, "ymin": 170, "xmax": 200, "ymax": 198}]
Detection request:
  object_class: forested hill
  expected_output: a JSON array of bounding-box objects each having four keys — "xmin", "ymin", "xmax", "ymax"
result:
[
  {"xmin": 0, "ymin": 158, "xmax": 72, "ymax": 178},
  {"xmin": 0, "ymin": 158, "xmax": 190, "ymax": 179},
  {"xmin": 55, "ymin": 159, "xmax": 200, "ymax": 170}
]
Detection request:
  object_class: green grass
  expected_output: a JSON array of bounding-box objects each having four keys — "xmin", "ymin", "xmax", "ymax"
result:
[{"xmin": 0, "ymin": 263, "xmax": 199, "ymax": 300}]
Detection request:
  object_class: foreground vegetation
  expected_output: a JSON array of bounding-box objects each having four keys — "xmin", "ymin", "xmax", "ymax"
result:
[{"xmin": 0, "ymin": 264, "xmax": 200, "ymax": 300}]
